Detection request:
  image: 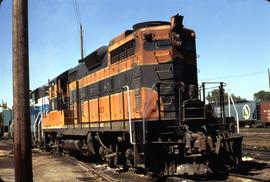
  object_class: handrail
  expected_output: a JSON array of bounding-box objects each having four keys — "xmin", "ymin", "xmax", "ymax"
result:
[
  {"xmin": 41, "ymin": 110, "xmax": 48, "ymax": 138},
  {"xmin": 228, "ymin": 89, "xmax": 239, "ymax": 133},
  {"xmin": 33, "ymin": 111, "xmax": 42, "ymax": 140},
  {"xmin": 123, "ymin": 85, "xmax": 135, "ymax": 144},
  {"xmin": 37, "ymin": 110, "xmax": 47, "ymax": 141}
]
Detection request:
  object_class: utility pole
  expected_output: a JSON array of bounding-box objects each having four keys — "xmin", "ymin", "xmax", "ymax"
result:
[
  {"xmin": 268, "ymin": 68, "xmax": 270, "ymax": 91},
  {"xmin": 80, "ymin": 23, "xmax": 84, "ymax": 59},
  {"xmin": 12, "ymin": 0, "xmax": 33, "ymax": 181}
]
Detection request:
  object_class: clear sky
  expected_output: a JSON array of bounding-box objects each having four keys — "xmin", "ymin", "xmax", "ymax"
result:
[{"xmin": 0, "ymin": 0, "xmax": 269, "ymax": 107}]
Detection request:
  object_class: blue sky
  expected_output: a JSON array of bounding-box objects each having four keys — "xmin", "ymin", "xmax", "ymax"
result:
[{"xmin": 0, "ymin": 0, "xmax": 269, "ymax": 107}]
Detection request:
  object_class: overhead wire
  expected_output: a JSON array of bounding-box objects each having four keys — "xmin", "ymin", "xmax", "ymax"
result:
[
  {"xmin": 72, "ymin": 0, "xmax": 85, "ymax": 57},
  {"xmin": 73, "ymin": 0, "xmax": 81, "ymax": 27},
  {"xmin": 199, "ymin": 69, "xmax": 267, "ymax": 82}
]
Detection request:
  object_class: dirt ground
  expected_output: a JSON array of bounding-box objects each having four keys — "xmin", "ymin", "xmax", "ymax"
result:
[
  {"xmin": 0, "ymin": 140, "xmax": 96, "ymax": 182},
  {"xmin": 1, "ymin": 139, "xmax": 270, "ymax": 182}
]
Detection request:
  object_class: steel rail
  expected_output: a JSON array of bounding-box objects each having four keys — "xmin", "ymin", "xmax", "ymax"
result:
[
  {"xmin": 65, "ymin": 155, "xmax": 119, "ymax": 182},
  {"xmin": 242, "ymin": 148, "xmax": 270, "ymax": 161},
  {"xmin": 229, "ymin": 173, "xmax": 269, "ymax": 182}
]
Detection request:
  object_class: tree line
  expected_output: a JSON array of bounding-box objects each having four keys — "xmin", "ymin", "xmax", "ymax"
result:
[{"xmin": 206, "ymin": 89, "xmax": 270, "ymax": 105}]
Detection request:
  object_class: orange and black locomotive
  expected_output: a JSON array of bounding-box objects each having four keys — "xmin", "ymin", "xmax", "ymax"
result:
[{"xmin": 41, "ymin": 14, "xmax": 242, "ymax": 175}]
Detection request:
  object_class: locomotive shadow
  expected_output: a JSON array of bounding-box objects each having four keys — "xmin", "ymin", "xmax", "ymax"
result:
[
  {"xmin": 158, "ymin": 173, "xmax": 229, "ymax": 182},
  {"xmin": 69, "ymin": 152, "xmax": 102, "ymax": 164}
]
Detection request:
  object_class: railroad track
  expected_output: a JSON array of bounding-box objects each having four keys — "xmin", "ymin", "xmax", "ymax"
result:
[
  {"xmin": 4, "ymin": 138, "xmax": 268, "ymax": 182},
  {"xmin": 229, "ymin": 173, "xmax": 269, "ymax": 182},
  {"xmin": 0, "ymin": 139, "xmax": 12, "ymax": 144},
  {"xmin": 243, "ymin": 148, "xmax": 270, "ymax": 160},
  {"xmin": 56, "ymin": 152, "xmax": 270, "ymax": 182},
  {"xmin": 65, "ymin": 155, "xmax": 120, "ymax": 182}
]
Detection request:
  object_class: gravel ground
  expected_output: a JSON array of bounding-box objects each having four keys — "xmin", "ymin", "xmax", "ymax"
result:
[
  {"xmin": 0, "ymin": 140, "xmax": 98, "ymax": 182},
  {"xmin": 1, "ymin": 139, "xmax": 270, "ymax": 182}
]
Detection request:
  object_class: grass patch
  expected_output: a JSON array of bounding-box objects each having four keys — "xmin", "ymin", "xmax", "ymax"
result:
[
  {"xmin": 242, "ymin": 134, "xmax": 270, "ymax": 151},
  {"xmin": 242, "ymin": 144, "xmax": 270, "ymax": 151},
  {"xmin": 240, "ymin": 128, "xmax": 270, "ymax": 133}
]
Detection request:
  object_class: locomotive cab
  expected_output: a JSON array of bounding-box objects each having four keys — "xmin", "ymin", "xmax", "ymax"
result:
[{"xmin": 43, "ymin": 71, "xmax": 70, "ymax": 128}]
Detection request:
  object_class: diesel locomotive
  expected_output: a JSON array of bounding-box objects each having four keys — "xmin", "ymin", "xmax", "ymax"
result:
[{"xmin": 39, "ymin": 14, "xmax": 242, "ymax": 175}]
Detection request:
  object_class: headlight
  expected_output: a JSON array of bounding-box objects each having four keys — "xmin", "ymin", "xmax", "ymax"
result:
[
  {"xmin": 175, "ymin": 40, "xmax": 182, "ymax": 46},
  {"xmin": 174, "ymin": 33, "xmax": 180, "ymax": 39}
]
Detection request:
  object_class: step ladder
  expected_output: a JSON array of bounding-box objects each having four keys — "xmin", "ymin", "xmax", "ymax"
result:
[{"xmin": 154, "ymin": 66, "xmax": 177, "ymax": 120}]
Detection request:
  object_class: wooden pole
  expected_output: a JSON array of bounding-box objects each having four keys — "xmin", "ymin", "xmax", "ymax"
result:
[
  {"xmin": 80, "ymin": 23, "xmax": 84, "ymax": 59},
  {"xmin": 268, "ymin": 68, "xmax": 270, "ymax": 91},
  {"xmin": 12, "ymin": 0, "xmax": 33, "ymax": 181}
]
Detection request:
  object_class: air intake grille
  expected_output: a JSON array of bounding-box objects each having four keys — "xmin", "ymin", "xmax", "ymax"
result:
[{"xmin": 111, "ymin": 40, "xmax": 135, "ymax": 64}]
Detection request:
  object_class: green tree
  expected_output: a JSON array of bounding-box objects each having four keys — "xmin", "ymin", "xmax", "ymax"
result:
[
  {"xmin": 206, "ymin": 89, "xmax": 247, "ymax": 105},
  {"xmin": 254, "ymin": 90, "xmax": 270, "ymax": 102},
  {"xmin": 206, "ymin": 89, "xmax": 221, "ymax": 105}
]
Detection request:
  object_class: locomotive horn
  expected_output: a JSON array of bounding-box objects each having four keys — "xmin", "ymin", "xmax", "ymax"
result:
[
  {"xmin": 170, "ymin": 14, "xmax": 184, "ymax": 47},
  {"xmin": 170, "ymin": 14, "xmax": 184, "ymax": 31}
]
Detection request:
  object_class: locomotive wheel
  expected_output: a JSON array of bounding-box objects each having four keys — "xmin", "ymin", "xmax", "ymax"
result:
[
  {"xmin": 86, "ymin": 133, "xmax": 96, "ymax": 155},
  {"xmin": 43, "ymin": 133, "xmax": 49, "ymax": 151},
  {"xmin": 86, "ymin": 133, "xmax": 102, "ymax": 162},
  {"xmin": 115, "ymin": 143, "xmax": 128, "ymax": 170},
  {"xmin": 125, "ymin": 148, "xmax": 134, "ymax": 166}
]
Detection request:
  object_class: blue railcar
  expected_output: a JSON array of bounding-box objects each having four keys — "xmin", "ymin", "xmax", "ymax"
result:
[
  {"xmin": 214, "ymin": 101, "xmax": 258, "ymax": 126},
  {"xmin": 0, "ymin": 112, "xmax": 3, "ymax": 137},
  {"xmin": 3, "ymin": 109, "xmax": 12, "ymax": 133},
  {"xmin": 1, "ymin": 107, "xmax": 42, "ymax": 137}
]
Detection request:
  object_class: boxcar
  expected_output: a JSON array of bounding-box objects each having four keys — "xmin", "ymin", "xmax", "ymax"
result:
[{"xmin": 260, "ymin": 100, "xmax": 270, "ymax": 127}]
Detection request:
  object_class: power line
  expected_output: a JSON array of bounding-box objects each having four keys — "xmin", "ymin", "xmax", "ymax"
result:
[
  {"xmin": 0, "ymin": 0, "xmax": 4, "ymax": 6},
  {"xmin": 199, "ymin": 70, "xmax": 267, "ymax": 82},
  {"xmin": 72, "ymin": 0, "xmax": 85, "ymax": 59},
  {"xmin": 73, "ymin": 0, "xmax": 81, "ymax": 27}
]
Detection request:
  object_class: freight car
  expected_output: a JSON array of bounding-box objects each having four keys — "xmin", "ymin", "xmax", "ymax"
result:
[
  {"xmin": 214, "ymin": 101, "xmax": 259, "ymax": 127},
  {"xmin": 0, "ymin": 112, "xmax": 3, "ymax": 137},
  {"xmin": 214, "ymin": 101, "xmax": 270, "ymax": 128},
  {"xmin": 2, "ymin": 109, "xmax": 12, "ymax": 137},
  {"xmin": 260, "ymin": 100, "xmax": 270, "ymax": 127},
  {"xmin": 41, "ymin": 14, "xmax": 242, "ymax": 175}
]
